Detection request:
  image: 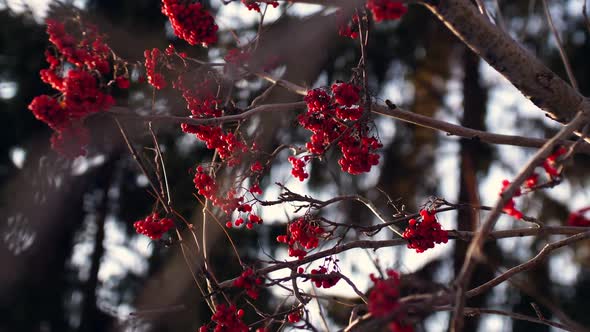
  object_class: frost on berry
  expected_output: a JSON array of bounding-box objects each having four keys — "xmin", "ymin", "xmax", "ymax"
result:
[
  {"xmin": 402, "ymin": 210, "xmax": 448, "ymax": 253},
  {"xmin": 277, "ymin": 217, "xmax": 324, "ymax": 259},
  {"xmin": 161, "ymin": 0, "xmax": 218, "ymax": 47},
  {"xmin": 133, "ymin": 213, "xmax": 175, "ymax": 240},
  {"xmin": 366, "ymin": 0, "xmax": 408, "ymax": 22}
]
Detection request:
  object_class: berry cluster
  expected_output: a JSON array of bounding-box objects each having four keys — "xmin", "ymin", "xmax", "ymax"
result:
[
  {"xmin": 144, "ymin": 48, "xmax": 167, "ymax": 89},
  {"xmin": 133, "ymin": 213, "xmax": 175, "ymax": 240},
  {"xmin": 568, "ymin": 207, "xmax": 590, "ymax": 227},
  {"xmin": 182, "ymin": 124, "xmax": 247, "ymax": 164},
  {"xmin": 29, "ymin": 20, "xmax": 118, "ymax": 157},
  {"xmin": 277, "ymin": 217, "xmax": 324, "ymax": 259},
  {"xmin": 45, "ymin": 19, "xmax": 111, "ymax": 74},
  {"xmin": 368, "ymin": 270, "xmax": 414, "ymax": 332},
  {"xmin": 402, "ymin": 210, "xmax": 448, "ymax": 253},
  {"xmin": 241, "ymin": 0, "xmax": 279, "ymax": 12},
  {"xmin": 230, "ymin": 213, "xmax": 263, "ymax": 229},
  {"xmin": 501, "ymin": 146, "xmax": 568, "ymax": 220},
  {"xmin": 224, "ymin": 48, "xmax": 251, "ymax": 66},
  {"xmin": 287, "ymin": 311, "xmax": 301, "ymax": 323},
  {"xmin": 193, "ymin": 166, "xmax": 241, "ymax": 214},
  {"xmin": 338, "ymin": 13, "xmax": 360, "ymax": 39},
  {"xmin": 310, "ymin": 266, "xmax": 341, "ymax": 288},
  {"xmin": 366, "ymin": 0, "xmax": 408, "ymax": 22},
  {"xmin": 199, "ymin": 304, "xmax": 248, "ymax": 332},
  {"xmin": 161, "ymin": 0, "xmax": 218, "ymax": 47},
  {"xmin": 288, "ymin": 156, "xmax": 309, "ymax": 182},
  {"xmin": 175, "ymin": 76, "xmax": 222, "ymax": 118},
  {"xmin": 500, "ymin": 180, "xmax": 524, "ymax": 219},
  {"xmin": 368, "ymin": 269, "xmax": 400, "ymax": 317},
  {"xmin": 298, "ymin": 83, "xmax": 382, "ymax": 176},
  {"xmin": 526, "ymin": 146, "xmax": 567, "ymax": 185},
  {"xmin": 233, "ymin": 268, "xmax": 263, "ymax": 299}
]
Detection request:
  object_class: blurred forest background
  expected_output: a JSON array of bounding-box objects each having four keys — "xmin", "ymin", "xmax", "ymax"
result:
[{"xmin": 1, "ymin": 0, "xmax": 590, "ymax": 331}]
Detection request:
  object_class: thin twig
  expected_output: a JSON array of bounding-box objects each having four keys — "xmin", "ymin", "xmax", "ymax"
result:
[{"xmin": 541, "ymin": 0, "xmax": 579, "ymax": 91}]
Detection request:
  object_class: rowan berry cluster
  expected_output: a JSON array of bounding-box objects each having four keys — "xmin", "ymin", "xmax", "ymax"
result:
[
  {"xmin": 29, "ymin": 19, "xmax": 119, "ymax": 157},
  {"xmin": 366, "ymin": 0, "xmax": 408, "ymax": 22},
  {"xmin": 133, "ymin": 213, "xmax": 175, "ymax": 240},
  {"xmin": 199, "ymin": 304, "xmax": 248, "ymax": 332},
  {"xmin": 241, "ymin": 0, "xmax": 279, "ymax": 12},
  {"xmin": 298, "ymin": 83, "xmax": 382, "ymax": 176},
  {"xmin": 144, "ymin": 48, "xmax": 167, "ymax": 89},
  {"xmin": 501, "ymin": 146, "xmax": 568, "ymax": 219},
  {"xmin": 224, "ymin": 48, "xmax": 251, "ymax": 66},
  {"xmin": 193, "ymin": 166, "xmax": 241, "ymax": 213},
  {"xmin": 233, "ymin": 268, "xmax": 263, "ymax": 299},
  {"xmin": 309, "ymin": 265, "xmax": 341, "ymax": 288},
  {"xmin": 568, "ymin": 207, "xmax": 590, "ymax": 227},
  {"xmin": 276, "ymin": 217, "xmax": 325, "ymax": 259},
  {"xmin": 402, "ymin": 210, "xmax": 448, "ymax": 253},
  {"xmin": 368, "ymin": 270, "xmax": 414, "ymax": 332},
  {"xmin": 500, "ymin": 179, "xmax": 524, "ymax": 219},
  {"xmin": 287, "ymin": 311, "xmax": 301, "ymax": 323},
  {"xmin": 525, "ymin": 146, "xmax": 567, "ymax": 186},
  {"xmin": 182, "ymin": 124, "xmax": 247, "ymax": 164},
  {"xmin": 338, "ymin": 13, "xmax": 360, "ymax": 39},
  {"xmin": 161, "ymin": 0, "xmax": 218, "ymax": 47},
  {"xmin": 230, "ymin": 213, "xmax": 263, "ymax": 229},
  {"xmin": 288, "ymin": 156, "xmax": 309, "ymax": 182}
]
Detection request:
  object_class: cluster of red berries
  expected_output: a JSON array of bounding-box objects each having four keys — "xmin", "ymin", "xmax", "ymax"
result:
[
  {"xmin": 368, "ymin": 269, "xmax": 400, "ymax": 317},
  {"xmin": 522, "ymin": 146, "xmax": 567, "ymax": 190},
  {"xmin": 161, "ymin": 0, "xmax": 218, "ymax": 47},
  {"xmin": 193, "ymin": 166, "xmax": 242, "ymax": 214},
  {"xmin": 288, "ymin": 156, "xmax": 309, "ymax": 182},
  {"xmin": 182, "ymin": 124, "xmax": 247, "ymax": 164},
  {"xmin": 29, "ymin": 20, "xmax": 120, "ymax": 157},
  {"xmin": 224, "ymin": 48, "xmax": 251, "ymax": 66},
  {"xmin": 164, "ymin": 43, "xmax": 187, "ymax": 58},
  {"xmin": 241, "ymin": 0, "xmax": 279, "ymax": 12},
  {"xmin": 402, "ymin": 210, "xmax": 448, "ymax": 253},
  {"xmin": 366, "ymin": 0, "xmax": 408, "ymax": 22},
  {"xmin": 133, "ymin": 213, "xmax": 175, "ymax": 240},
  {"xmin": 299, "ymin": 83, "xmax": 382, "ymax": 176},
  {"xmin": 501, "ymin": 146, "xmax": 568, "ymax": 219},
  {"xmin": 277, "ymin": 217, "xmax": 324, "ymax": 259},
  {"xmin": 233, "ymin": 268, "xmax": 263, "ymax": 299},
  {"xmin": 338, "ymin": 13, "xmax": 360, "ymax": 39},
  {"xmin": 45, "ymin": 19, "xmax": 111, "ymax": 74},
  {"xmin": 229, "ymin": 213, "xmax": 263, "ymax": 229},
  {"xmin": 144, "ymin": 48, "xmax": 167, "ymax": 89},
  {"xmin": 568, "ymin": 207, "xmax": 590, "ymax": 227},
  {"xmin": 287, "ymin": 310, "xmax": 301, "ymax": 323},
  {"xmin": 309, "ymin": 265, "xmax": 341, "ymax": 288},
  {"xmin": 199, "ymin": 304, "xmax": 248, "ymax": 332},
  {"xmin": 175, "ymin": 77, "xmax": 222, "ymax": 118},
  {"xmin": 368, "ymin": 270, "xmax": 414, "ymax": 332},
  {"xmin": 500, "ymin": 179, "xmax": 524, "ymax": 219}
]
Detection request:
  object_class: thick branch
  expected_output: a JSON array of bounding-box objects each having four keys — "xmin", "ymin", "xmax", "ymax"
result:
[{"xmin": 420, "ymin": 0, "xmax": 583, "ymax": 123}]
